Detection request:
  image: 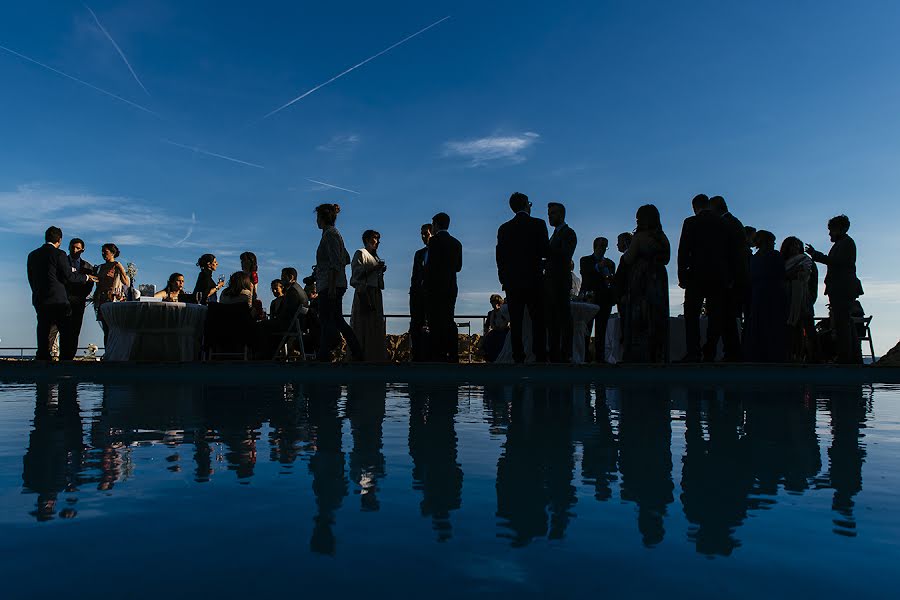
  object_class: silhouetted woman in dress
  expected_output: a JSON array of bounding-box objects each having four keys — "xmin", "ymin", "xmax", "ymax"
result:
[
  {"xmin": 94, "ymin": 243, "xmax": 129, "ymax": 346},
  {"xmin": 350, "ymin": 229, "xmax": 387, "ymax": 362},
  {"xmin": 192, "ymin": 253, "xmax": 224, "ymax": 304}
]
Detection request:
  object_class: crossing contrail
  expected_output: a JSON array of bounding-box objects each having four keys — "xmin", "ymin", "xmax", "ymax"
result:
[
  {"xmin": 84, "ymin": 3, "xmax": 150, "ymax": 96},
  {"xmin": 306, "ymin": 178, "xmax": 360, "ymax": 195},
  {"xmin": 174, "ymin": 212, "xmax": 196, "ymax": 247},
  {"xmin": 260, "ymin": 15, "xmax": 450, "ymax": 121},
  {"xmin": 162, "ymin": 139, "xmax": 265, "ymax": 169},
  {"xmin": 0, "ymin": 43, "xmax": 159, "ymax": 116}
]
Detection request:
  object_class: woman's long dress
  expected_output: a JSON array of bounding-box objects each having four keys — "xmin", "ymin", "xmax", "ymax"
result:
[
  {"xmin": 746, "ymin": 249, "xmax": 787, "ymax": 362},
  {"xmin": 622, "ymin": 231, "xmax": 671, "ymax": 363},
  {"xmin": 350, "ymin": 248, "xmax": 387, "ymax": 362}
]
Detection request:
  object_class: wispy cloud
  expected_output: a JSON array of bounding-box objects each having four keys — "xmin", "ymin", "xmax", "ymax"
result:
[
  {"xmin": 317, "ymin": 134, "xmax": 360, "ymax": 154},
  {"xmin": 0, "ymin": 43, "xmax": 158, "ymax": 117},
  {"xmin": 83, "ymin": 3, "xmax": 150, "ymax": 96},
  {"xmin": 0, "ymin": 184, "xmax": 190, "ymax": 247},
  {"xmin": 162, "ymin": 139, "xmax": 265, "ymax": 169},
  {"xmin": 259, "ymin": 16, "xmax": 450, "ymax": 122},
  {"xmin": 443, "ymin": 132, "xmax": 540, "ymax": 166},
  {"xmin": 174, "ymin": 212, "xmax": 197, "ymax": 247},
  {"xmin": 306, "ymin": 178, "xmax": 360, "ymax": 195}
]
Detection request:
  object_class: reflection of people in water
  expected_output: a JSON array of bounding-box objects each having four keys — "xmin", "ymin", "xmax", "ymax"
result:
[
  {"xmin": 494, "ymin": 384, "xmax": 578, "ymax": 547},
  {"xmin": 268, "ymin": 384, "xmax": 311, "ymax": 468},
  {"xmin": 206, "ymin": 388, "xmax": 264, "ymax": 482},
  {"xmin": 823, "ymin": 386, "xmax": 868, "ymax": 535},
  {"xmin": 680, "ymin": 387, "xmax": 753, "ymax": 556},
  {"xmin": 617, "ymin": 386, "xmax": 674, "ymax": 547},
  {"xmin": 306, "ymin": 384, "xmax": 348, "ymax": 555},
  {"xmin": 347, "ymin": 383, "xmax": 387, "ymax": 512},
  {"xmin": 22, "ymin": 382, "xmax": 85, "ymax": 521},
  {"xmin": 580, "ymin": 386, "xmax": 618, "ymax": 502},
  {"xmin": 408, "ymin": 383, "xmax": 463, "ymax": 541}
]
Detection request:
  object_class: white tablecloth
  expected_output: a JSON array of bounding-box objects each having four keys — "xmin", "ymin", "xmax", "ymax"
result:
[
  {"xmin": 495, "ymin": 301, "xmax": 600, "ymax": 364},
  {"xmin": 604, "ymin": 315, "xmax": 721, "ymax": 363},
  {"xmin": 101, "ymin": 301, "xmax": 207, "ymax": 361}
]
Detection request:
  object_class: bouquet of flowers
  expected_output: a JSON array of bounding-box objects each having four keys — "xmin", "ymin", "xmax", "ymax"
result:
[{"xmin": 126, "ymin": 262, "xmax": 138, "ymax": 282}]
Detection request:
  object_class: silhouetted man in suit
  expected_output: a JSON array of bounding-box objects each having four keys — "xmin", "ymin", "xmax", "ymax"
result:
[
  {"xmin": 807, "ymin": 215, "xmax": 863, "ymax": 364},
  {"xmin": 26, "ymin": 226, "xmax": 95, "ymax": 361},
  {"xmin": 61, "ymin": 238, "xmax": 93, "ymax": 360},
  {"xmin": 424, "ymin": 212, "xmax": 463, "ymax": 362},
  {"xmin": 546, "ymin": 202, "xmax": 577, "ymax": 363},
  {"xmin": 496, "ymin": 192, "xmax": 550, "ymax": 363},
  {"xmin": 677, "ymin": 194, "xmax": 729, "ymax": 362},
  {"xmin": 580, "ymin": 237, "xmax": 616, "ymax": 363},
  {"xmin": 708, "ymin": 196, "xmax": 748, "ymax": 361},
  {"xmin": 409, "ymin": 224, "xmax": 433, "ymax": 362}
]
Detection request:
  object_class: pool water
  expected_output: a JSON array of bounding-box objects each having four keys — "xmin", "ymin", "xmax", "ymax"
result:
[{"xmin": 0, "ymin": 380, "xmax": 898, "ymax": 598}]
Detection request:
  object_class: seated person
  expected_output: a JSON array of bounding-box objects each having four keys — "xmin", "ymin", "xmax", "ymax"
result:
[
  {"xmin": 269, "ymin": 279, "xmax": 285, "ymax": 318},
  {"xmin": 153, "ymin": 273, "xmax": 195, "ymax": 303},
  {"xmin": 220, "ymin": 272, "xmax": 257, "ymax": 319},
  {"xmin": 481, "ymin": 294, "xmax": 510, "ymax": 363},
  {"xmin": 255, "ymin": 267, "xmax": 309, "ymax": 357}
]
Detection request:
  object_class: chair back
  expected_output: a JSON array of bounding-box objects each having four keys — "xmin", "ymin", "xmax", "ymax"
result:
[{"xmin": 205, "ymin": 303, "xmax": 254, "ymax": 351}]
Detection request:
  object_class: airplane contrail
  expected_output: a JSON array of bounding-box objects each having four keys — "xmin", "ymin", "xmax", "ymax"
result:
[
  {"xmin": 84, "ymin": 3, "xmax": 150, "ymax": 96},
  {"xmin": 174, "ymin": 212, "xmax": 196, "ymax": 247},
  {"xmin": 0, "ymin": 43, "xmax": 158, "ymax": 116},
  {"xmin": 306, "ymin": 178, "xmax": 360, "ymax": 195},
  {"xmin": 261, "ymin": 15, "xmax": 450, "ymax": 121},
  {"xmin": 162, "ymin": 139, "xmax": 266, "ymax": 169}
]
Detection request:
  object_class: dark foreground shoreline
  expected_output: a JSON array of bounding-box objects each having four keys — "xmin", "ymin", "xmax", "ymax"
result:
[{"xmin": 1, "ymin": 361, "xmax": 898, "ymax": 385}]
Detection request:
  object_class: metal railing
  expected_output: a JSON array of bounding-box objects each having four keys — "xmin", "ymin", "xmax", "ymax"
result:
[{"xmin": 0, "ymin": 347, "xmax": 105, "ymax": 359}]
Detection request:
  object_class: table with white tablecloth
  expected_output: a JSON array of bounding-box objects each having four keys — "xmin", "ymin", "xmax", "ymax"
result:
[
  {"xmin": 604, "ymin": 315, "xmax": 721, "ymax": 363},
  {"xmin": 495, "ymin": 301, "xmax": 600, "ymax": 364},
  {"xmin": 101, "ymin": 301, "xmax": 207, "ymax": 361}
]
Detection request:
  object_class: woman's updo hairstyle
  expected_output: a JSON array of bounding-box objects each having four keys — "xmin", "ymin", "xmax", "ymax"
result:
[
  {"xmin": 101, "ymin": 243, "xmax": 120, "ymax": 258},
  {"xmin": 197, "ymin": 253, "xmax": 216, "ymax": 269},
  {"xmin": 315, "ymin": 203, "xmax": 341, "ymax": 226}
]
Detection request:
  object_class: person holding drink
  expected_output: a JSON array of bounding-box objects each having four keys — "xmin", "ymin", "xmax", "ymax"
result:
[
  {"xmin": 192, "ymin": 253, "xmax": 224, "ymax": 304},
  {"xmin": 350, "ymin": 229, "xmax": 388, "ymax": 362},
  {"xmin": 93, "ymin": 243, "xmax": 130, "ymax": 345}
]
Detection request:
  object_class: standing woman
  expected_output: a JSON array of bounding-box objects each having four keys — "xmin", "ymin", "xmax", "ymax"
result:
[
  {"xmin": 94, "ymin": 243, "xmax": 130, "ymax": 345},
  {"xmin": 240, "ymin": 251, "xmax": 264, "ymax": 319},
  {"xmin": 621, "ymin": 205, "xmax": 670, "ymax": 363},
  {"xmin": 781, "ymin": 236, "xmax": 816, "ymax": 361},
  {"xmin": 350, "ymin": 230, "xmax": 388, "ymax": 362},
  {"xmin": 746, "ymin": 231, "xmax": 787, "ymax": 362},
  {"xmin": 313, "ymin": 203, "xmax": 363, "ymax": 362},
  {"xmin": 193, "ymin": 253, "xmax": 224, "ymax": 304}
]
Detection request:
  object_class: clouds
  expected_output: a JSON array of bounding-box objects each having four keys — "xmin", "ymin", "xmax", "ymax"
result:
[
  {"xmin": 0, "ymin": 184, "xmax": 191, "ymax": 247},
  {"xmin": 443, "ymin": 132, "xmax": 540, "ymax": 166},
  {"xmin": 317, "ymin": 134, "xmax": 361, "ymax": 154}
]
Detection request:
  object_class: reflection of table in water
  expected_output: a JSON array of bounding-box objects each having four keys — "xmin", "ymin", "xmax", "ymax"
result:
[
  {"xmin": 604, "ymin": 315, "xmax": 721, "ymax": 363},
  {"xmin": 101, "ymin": 301, "xmax": 207, "ymax": 361},
  {"xmin": 495, "ymin": 301, "xmax": 600, "ymax": 364}
]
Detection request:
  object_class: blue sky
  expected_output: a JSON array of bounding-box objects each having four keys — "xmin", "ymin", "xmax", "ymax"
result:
[{"xmin": 2, "ymin": 0, "xmax": 899, "ymax": 353}]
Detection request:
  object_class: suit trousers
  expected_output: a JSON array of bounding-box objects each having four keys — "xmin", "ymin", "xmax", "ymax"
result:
[
  {"xmin": 546, "ymin": 281, "xmax": 572, "ymax": 363},
  {"xmin": 829, "ymin": 296, "xmax": 862, "ymax": 364},
  {"xmin": 505, "ymin": 287, "xmax": 546, "ymax": 363},
  {"xmin": 61, "ymin": 300, "xmax": 87, "ymax": 360},
  {"xmin": 588, "ymin": 302, "xmax": 613, "ymax": 363},
  {"xmin": 706, "ymin": 287, "xmax": 743, "ymax": 361},
  {"xmin": 426, "ymin": 292, "xmax": 457, "ymax": 362},
  {"xmin": 35, "ymin": 304, "xmax": 70, "ymax": 361},
  {"xmin": 409, "ymin": 294, "xmax": 429, "ymax": 362},
  {"xmin": 683, "ymin": 285, "xmax": 725, "ymax": 361}
]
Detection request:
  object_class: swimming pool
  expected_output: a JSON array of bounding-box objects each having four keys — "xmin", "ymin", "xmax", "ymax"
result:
[{"xmin": 0, "ymin": 380, "xmax": 897, "ymax": 598}]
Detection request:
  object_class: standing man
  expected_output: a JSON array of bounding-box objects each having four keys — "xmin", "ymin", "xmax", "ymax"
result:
[
  {"xmin": 806, "ymin": 215, "xmax": 863, "ymax": 364},
  {"xmin": 424, "ymin": 213, "xmax": 462, "ymax": 362},
  {"xmin": 409, "ymin": 224, "xmax": 433, "ymax": 362},
  {"xmin": 708, "ymin": 196, "xmax": 748, "ymax": 361},
  {"xmin": 61, "ymin": 238, "xmax": 94, "ymax": 360},
  {"xmin": 545, "ymin": 202, "xmax": 577, "ymax": 363},
  {"xmin": 580, "ymin": 237, "xmax": 617, "ymax": 363},
  {"xmin": 26, "ymin": 226, "xmax": 96, "ymax": 361},
  {"xmin": 676, "ymin": 194, "xmax": 728, "ymax": 362},
  {"xmin": 496, "ymin": 192, "xmax": 550, "ymax": 363}
]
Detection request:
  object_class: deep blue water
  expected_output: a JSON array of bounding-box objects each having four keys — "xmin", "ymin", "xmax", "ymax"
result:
[{"xmin": 0, "ymin": 380, "xmax": 898, "ymax": 598}]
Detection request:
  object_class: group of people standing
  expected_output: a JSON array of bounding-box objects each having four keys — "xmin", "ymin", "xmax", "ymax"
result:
[{"xmin": 26, "ymin": 192, "xmax": 865, "ymax": 365}]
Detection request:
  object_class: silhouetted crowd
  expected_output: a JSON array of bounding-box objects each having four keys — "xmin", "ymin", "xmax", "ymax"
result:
[{"xmin": 25, "ymin": 193, "xmax": 865, "ymax": 364}]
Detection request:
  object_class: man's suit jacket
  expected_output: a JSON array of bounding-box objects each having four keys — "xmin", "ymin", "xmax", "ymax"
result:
[
  {"xmin": 546, "ymin": 224, "xmax": 577, "ymax": 288},
  {"xmin": 65, "ymin": 256, "xmax": 95, "ymax": 302},
  {"xmin": 409, "ymin": 246, "xmax": 428, "ymax": 315},
  {"xmin": 811, "ymin": 235, "xmax": 862, "ymax": 301},
  {"xmin": 677, "ymin": 210, "xmax": 729, "ymax": 289},
  {"xmin": 721, "ymin": 212, "xmax": 749, "ymax": 290},
  {"xmin": 580, "ymin": 254, "xmax": 616, "ymax": 304},
  {"xmin": 278, "ymin": 281, "xmax": 310, "ymax": 322},
  {"xmin": 496, "ymin": 212, "xmax": 550, "ymax": 291},
  {"xmin": 27, "ymin": 243, "xmax": 89, "ymax": 308},
  {"xmin": 424, "ymin": 231, "xmax": 463, "ymax": 297}
]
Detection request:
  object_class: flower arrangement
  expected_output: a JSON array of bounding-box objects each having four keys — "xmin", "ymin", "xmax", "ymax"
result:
[{"xmin": 126, "ymin": 262, "xmax": 138, "ymax": 282}]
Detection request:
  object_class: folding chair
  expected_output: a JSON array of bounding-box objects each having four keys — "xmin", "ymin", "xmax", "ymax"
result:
[
  {"xmin": 853, "ymin": 315, "xmax": 876, "ymax": 360},
  {"xmin": 456, "ymin": 321, "xmax": 472, "ymax": 363},
  {"xmin": 204, "ymin": 303, "xmax": 254, "ymax": 361},
  {"xmin": 273, "ymin": 305, "xmax": 310, "ymax": 361}
]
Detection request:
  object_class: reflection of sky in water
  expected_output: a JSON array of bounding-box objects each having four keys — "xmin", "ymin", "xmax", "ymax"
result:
[{"xmin": 0, "ymin": 381, "xmax": 898, "ymax": 597}]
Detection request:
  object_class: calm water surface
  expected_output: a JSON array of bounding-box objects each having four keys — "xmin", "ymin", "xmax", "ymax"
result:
[{"xmin": 0, "ymin": 380, "xmax": 898, "ymax": 598}]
